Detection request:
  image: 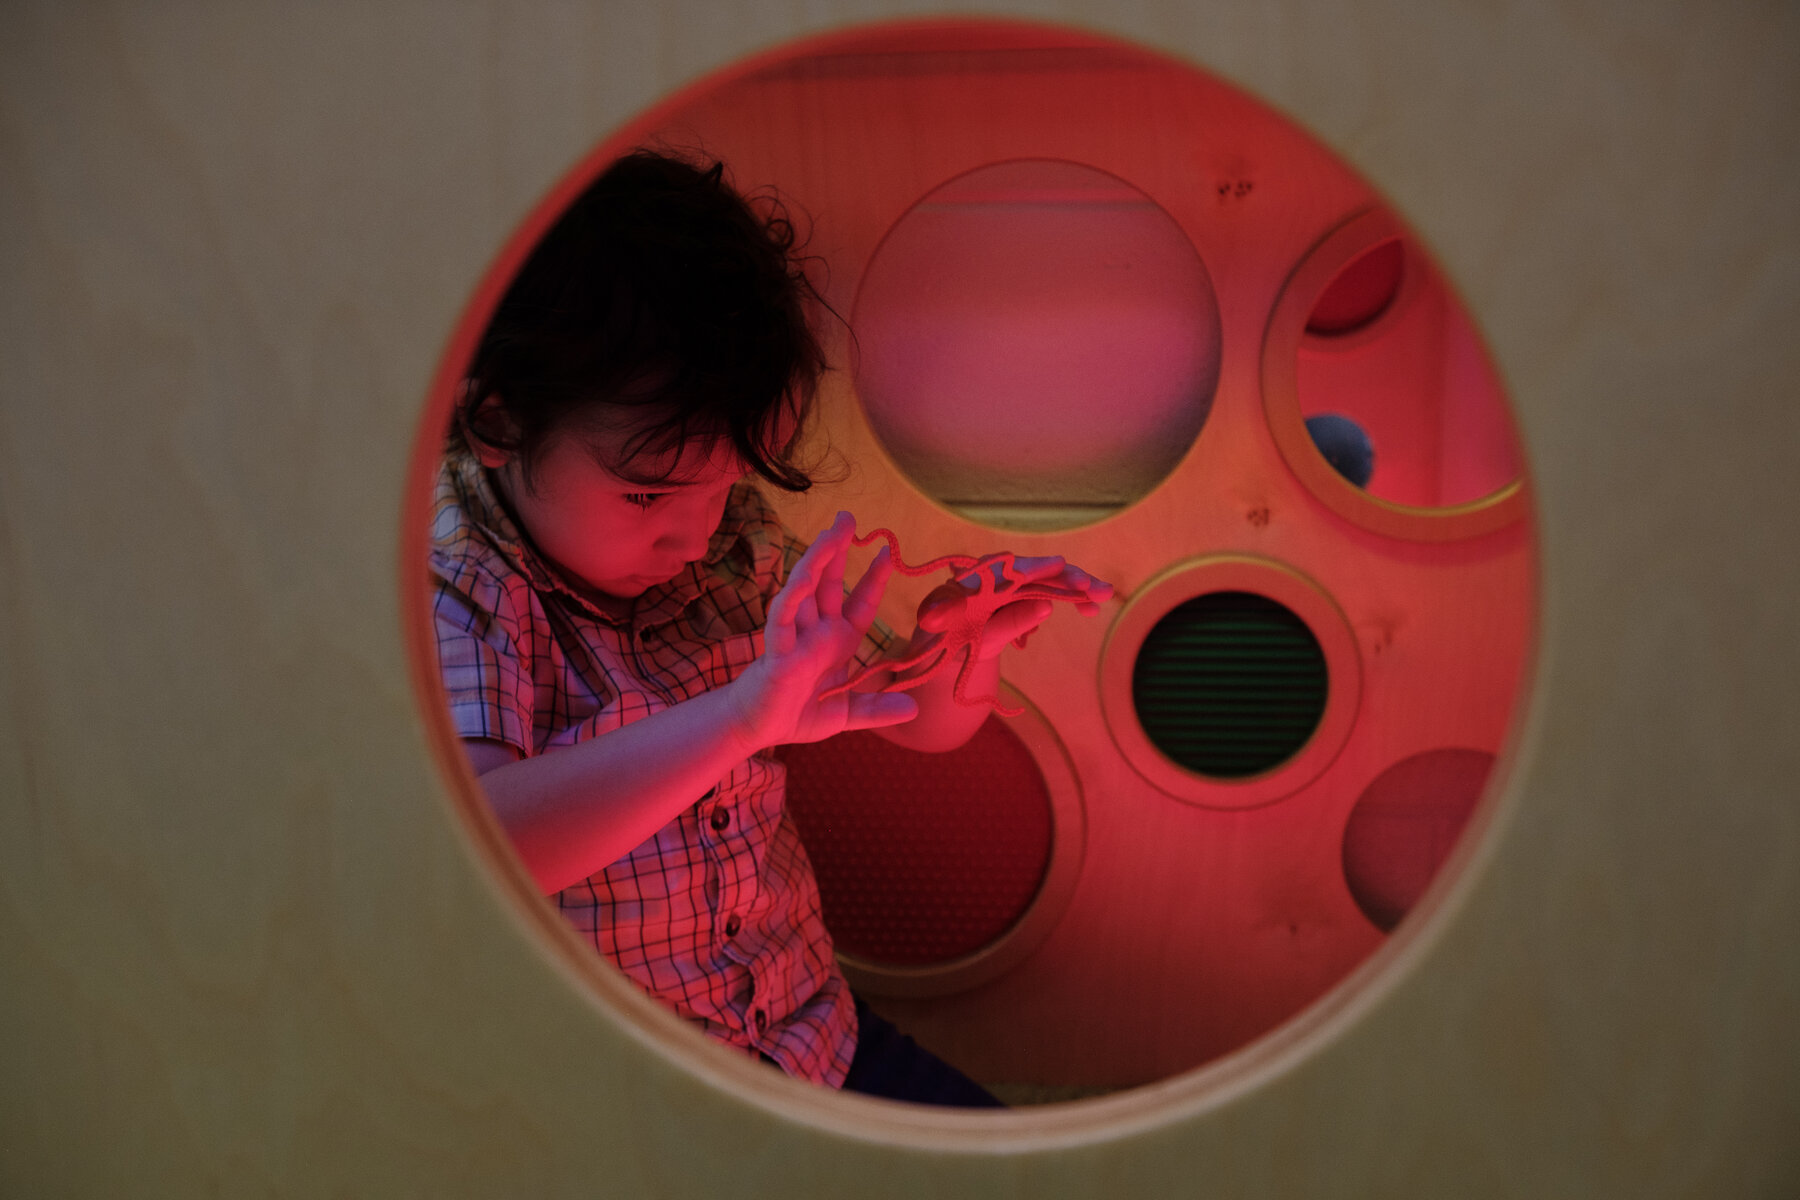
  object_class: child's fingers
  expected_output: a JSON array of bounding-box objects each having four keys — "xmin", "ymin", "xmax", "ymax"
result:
[
  {"xmin": 1068, "ymin": 577, "xmax": 1114, "ymax": 613},
  {"xmin": 784, "ymin": 529, "xmax": 830, "ymax": 598},
  {"xmin": 764, "ymin": 580, "xmax": 799, "ymax": 655},
  {"xmin": 776, "ymin": 512, "xmax": 851, "ymax": 642},
  {"xmin": 814, "ymin": 513, "xmax": 852, "ymax": 622},
  {"xmin": 1004, "ymin": 556, "xmax": 1113, "ymax": 606},
  {"xmin": 793, "ymin": 587, "xmax": 822, "ymax": 640},
  {"xmin": 840, "ymin": 690, "xmax": 918, "ymax": 731},
  {"xmin": 994, "ymin": 554, "xmax": 1067, "ymax": 585},
  {"xmin": 802, "ymin": 515, "xmax": 853, "ymax": 598},
  {"xmin": 791, "ymin": 510, "xmax": 853, "ymax": 583},
  {"xmin": 843, "ymin": 543, "xmax": 894, "ymax": 631},
  {"xmin": 771, "ymin": 524, "xmax": 835, "ymax": 647}
]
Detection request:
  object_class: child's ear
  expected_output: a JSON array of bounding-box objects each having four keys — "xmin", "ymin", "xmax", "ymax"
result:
[{"xmin": 462, "ymin": 392, "xmax": 520, "ymax": 469}]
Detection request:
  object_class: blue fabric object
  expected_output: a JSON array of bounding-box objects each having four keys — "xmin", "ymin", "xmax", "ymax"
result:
[{"xmin": 1305, "ymin": 412, "xmax": 1376, "ymax": 488}]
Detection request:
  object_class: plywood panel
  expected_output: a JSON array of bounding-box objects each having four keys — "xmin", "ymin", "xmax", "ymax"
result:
[{"xmin": 2, "ymin": 2, "xmax": 1796, "ymax": 1197}]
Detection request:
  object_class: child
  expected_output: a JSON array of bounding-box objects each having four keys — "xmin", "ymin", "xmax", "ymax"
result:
[{"xmin": 429, "ymin": 150, "xmax": 1109, "ymax": 1106}]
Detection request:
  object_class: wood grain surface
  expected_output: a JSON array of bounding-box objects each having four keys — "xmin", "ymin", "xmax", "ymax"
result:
[{"xmin": 1, "ymin": 3, "xmax": 1795, "ymax": 1197}]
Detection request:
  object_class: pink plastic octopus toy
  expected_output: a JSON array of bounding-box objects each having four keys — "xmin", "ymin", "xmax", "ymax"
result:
[{"xmin": 817, "ymin": 527, "xmax": 1099, "ymax": 718}]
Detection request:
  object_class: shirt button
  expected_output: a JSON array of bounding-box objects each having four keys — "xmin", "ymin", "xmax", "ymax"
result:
[
  {"xmin": 724, "ymin": 914, "xmax": 742, "ymax": 938},
  {"xmin": 709, "ymin": 806, "xmax": 732, "ymax": 832}
]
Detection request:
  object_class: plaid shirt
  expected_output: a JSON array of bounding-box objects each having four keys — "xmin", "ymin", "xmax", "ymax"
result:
[{"xmin": 428, "ymin": 437, "xmax": 894, "ymax": 1086}]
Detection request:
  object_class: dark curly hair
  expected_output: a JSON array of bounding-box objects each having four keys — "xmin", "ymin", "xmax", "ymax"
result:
[{"xmin": 463, "ymin": 149, "xmax": 829, "ymax": 491}]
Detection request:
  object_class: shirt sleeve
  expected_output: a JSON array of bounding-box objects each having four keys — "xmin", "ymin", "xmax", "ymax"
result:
[{"xmin": 430, "ymin": 565, "xmax": 536, "ymax": 756}]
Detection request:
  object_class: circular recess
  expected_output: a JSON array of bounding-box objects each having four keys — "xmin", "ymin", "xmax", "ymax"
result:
[
  {"xmin": 1306, "ymin": 238, "xmax": 1406, "ymax": 337},
  {"xmin": 1342, "ymin": 748, "xmax": 1495, "ymax": 932},
  {"xmin": 853, "ymin": 158, "xmax": 1221, "ymax": 531},
  {"xmin": 1101, "ymin": 557, "xmax": 1360, "ymax": 809},
  {"xmin": 777, "ymin": 686, "xmax": 1083, "ymax": 997},
  {"xmin": 1132, "ymin": 592, "xmax": 1328, "ymax": 778},
  {"xmin": 1265, "ymin": 208, "xmax": 1528, "ymax": 539}
]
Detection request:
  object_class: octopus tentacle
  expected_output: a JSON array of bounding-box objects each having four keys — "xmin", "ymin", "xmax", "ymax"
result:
[
  {"xmin": 848, "ymin": 527, "xmax": 981, "ymax": 577},
  {"xmin": 816, "ymin": 635, "xmax": 946, "ymax": 702}
]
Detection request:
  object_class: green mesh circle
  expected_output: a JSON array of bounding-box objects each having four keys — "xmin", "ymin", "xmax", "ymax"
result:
[{"xmin": 1132, "ymin": 591, "xmax": 1329, "ymax": 778}]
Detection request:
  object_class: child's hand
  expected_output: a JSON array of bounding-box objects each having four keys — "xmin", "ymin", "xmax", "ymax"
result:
[
  {"xmin": 726, "ymin": 511, "xmax": 919, "ymax": 750},
  {"xmin": 916, "ymin": 555, "xmax": 1114, "ymax": 661}
]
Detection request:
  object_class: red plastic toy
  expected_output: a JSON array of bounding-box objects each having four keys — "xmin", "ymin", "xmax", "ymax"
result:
[{"xmin": 818, "ymin": 528, "xmax": 1095, "ymax": 717}]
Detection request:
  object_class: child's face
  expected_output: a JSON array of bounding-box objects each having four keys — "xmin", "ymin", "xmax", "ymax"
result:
[{"xmin": 481, "ymin": 420, "xmax": 745, "ymax": 604}]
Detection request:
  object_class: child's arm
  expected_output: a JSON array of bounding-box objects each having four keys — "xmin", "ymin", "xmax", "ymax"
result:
[{"xmin": 469, "ymin": 512, "xmax": 915, "ymax": 895}]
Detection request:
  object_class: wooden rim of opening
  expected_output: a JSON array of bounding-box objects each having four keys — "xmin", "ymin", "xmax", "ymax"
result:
[
  {"xmin": 1262, "ymin": 208, "xmax": 1526, "ymax": 542},
  {"xmin": 1099, "ymin": 555, "xmax": 1362, "ymax": 810}
]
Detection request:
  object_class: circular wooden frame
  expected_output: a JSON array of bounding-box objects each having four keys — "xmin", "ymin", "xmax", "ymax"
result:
[
  {"xmin": 1100, "ymin": 556, "xmax": 1362, "ymax": 809},
  {"xmin": 1263, "ymin": 208, "xmax": 1527, "ymax": 541},
  {"xmin": 835, "ymin": 683, "xmax": 1087, "ymax": 999}
]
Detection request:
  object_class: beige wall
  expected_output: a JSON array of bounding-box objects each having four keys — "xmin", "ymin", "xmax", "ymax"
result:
[{"xmin": 2, "ymin": 2, "xmax": 1795, "ymax": 1196}]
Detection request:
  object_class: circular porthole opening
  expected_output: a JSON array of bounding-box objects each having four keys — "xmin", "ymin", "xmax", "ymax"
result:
[
  {"xmin": 1100, "ymin": 557, "xmax": 1363, "ymax": 811},
  {"xmin": 406, "ymin": 12, "xmax": 1533, "ymax": 1125},
  {"xmin": 1132, "ymin": 592, "xmax": 1328, "ymax": 779},
  {"xmin": 1266, "ymin": 209, "xmax": 1529, "ymax": 537},
  {"xmin": 853, "ymin": 158, "xmax": 1221, "ymax": 532}
]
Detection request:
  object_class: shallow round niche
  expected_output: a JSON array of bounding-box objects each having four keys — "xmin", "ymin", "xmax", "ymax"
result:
[
  {"xmin": 777, "ymin": 688, "xmax": 1083, "ymax": 998},
  {"xmin": 1265, "ymin": 208, "xmax": 1528, "ymax": 540},
  {"xmin": 853, "ymin": 159, "xmax": 1221, "ymax": 532},
  {"xmin": 1342, "ymin": 748, "xmax": 1495, "ymax": 932},
  {"xmin": 1101, "ymin": 557, "xmax": 1361, "ymax": 810}
]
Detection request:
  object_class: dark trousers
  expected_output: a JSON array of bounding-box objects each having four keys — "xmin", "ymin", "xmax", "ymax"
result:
[{"xmin": 839, "ymin": 996, "xmax": 1005, "ymax": 1108}]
